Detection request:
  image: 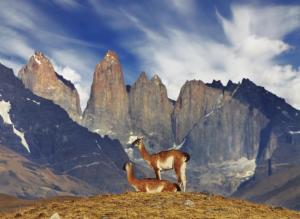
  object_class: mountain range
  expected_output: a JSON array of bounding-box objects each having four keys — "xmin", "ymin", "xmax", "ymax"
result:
[{"xmin": 0, "ymin": 50, "xmax": 299, "ymax": 210}]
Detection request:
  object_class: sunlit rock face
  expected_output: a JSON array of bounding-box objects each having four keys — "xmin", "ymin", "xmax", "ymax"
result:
[
  {"xmin": 82, "ymin": 50, "xmax": 130, "ymax": 139},
  {"xmin": 18, "ymin": 52, "xmax": 82, "ymax": 122},
  {"xmin": 128, "ymin": 72, "xmax": 174, "ymax": 150}
]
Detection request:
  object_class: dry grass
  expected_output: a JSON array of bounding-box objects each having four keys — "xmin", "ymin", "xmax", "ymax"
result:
[{"xmin": 0, "ymin": 192, "xmax": 299, "ymax": 219}]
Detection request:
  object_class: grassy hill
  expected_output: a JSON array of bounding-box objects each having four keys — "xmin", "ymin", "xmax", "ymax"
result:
[{"xmin": 0, "ymin": 192, "xmax": 299, "ymax": 219}]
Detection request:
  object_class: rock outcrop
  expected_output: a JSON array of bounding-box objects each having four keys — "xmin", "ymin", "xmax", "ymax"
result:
[
  {"xmin": 82, "ymin": 50, "xmax": 130, "ymax": 139},
  {"xmin": 18, "ymin": 52, "xmax": 82, "ymax": 122},
  {"xmin": 128, "ymin": 72, "xmax": 174, "ymax": 150}
]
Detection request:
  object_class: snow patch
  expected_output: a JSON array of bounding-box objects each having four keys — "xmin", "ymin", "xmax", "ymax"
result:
[
  {"xmin": 208, "ymin": 157, "xmax": 256, "ymax": 180},
  {"xmin": 0, "ymin": 101, "xmax": 30, "ymax": 153},
  {"xmin": 33, "ymin": 55, "xmax": 41, "ymax": 65},
  {"xmin": 68, "ymin": 162, "xmax": 101, "ymax": 171},
  {"xmin": 26, "ymin": 98, "xmax": 40, "ymax": 105},
  {"xmin": 289, "ymin": 130, "xmax": 300, "ymax": 135},
  {"xmin": 94, "ymin": 129, "xmax": 101, "ymax": 133},
  {"xmin": 94, "ymin": 140, "xmax": 102, "ymax": 151},
  {"xmin": 86, "ymin": 162, "xmax": 100, "ymax": 168},
  {"xmin": 204, "ymin": 111, "xmax": 214, "ymax": 118}
]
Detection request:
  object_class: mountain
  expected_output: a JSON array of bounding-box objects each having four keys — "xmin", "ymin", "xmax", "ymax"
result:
[
  {"xmin": 0, "ymin": 63, "xmax": 129, "ymax": 197},
  {"xmin": 82, "ymin": 50, "xmax": 130, "ymax": 139},
  {"xmin": 79, "ymin": 51, "xmax": 300, "ymax": 209},
  {"xmin": 128, "ymin": 72, "xmax": 174, "ymax": 151},
  {"xmin": 18, "ymin": 52, "xmax": 82, "ymax": 122},
  {"xmin": 10, "ymin": 50, "xmax": 300, "ymax": 210},
  {"xmin": 175, "ymin": 80, "xmax": 269, "ymax": 194},
  {"xmin": 1, "ymin": 192, "xmax": 300, "ymax": 218}
]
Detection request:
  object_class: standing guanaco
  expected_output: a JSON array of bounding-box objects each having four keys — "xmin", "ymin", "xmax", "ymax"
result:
[
  {"xmin": 123, "ymin": 162, "xmax": 181, "ymax": 193},
  {"xmin": 132, "ymin": 137, "xmax": 190, "ymax": 192}
]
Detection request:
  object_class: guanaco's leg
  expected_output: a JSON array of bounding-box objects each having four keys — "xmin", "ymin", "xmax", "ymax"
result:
[
  {"xmin": 174, "ymin": 162, "xmax": 183, "ymax": 191},
  {"xmin": 154, "ymin": 167, "xmax": 161, "ymax": 180},
  {"xmin": 180, "ymin": 162, "xmax": 187, "ymax": 192}
]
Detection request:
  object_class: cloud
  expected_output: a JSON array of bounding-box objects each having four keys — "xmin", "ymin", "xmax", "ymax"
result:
[
  {"xmin": 0, "ymin": 0, "xmax": 101, "ymax": 108},
  {"xmin": 118, "ymin": 3, "xmax": 300, "ymax": 109},
  {"xmin": 52, "ymin": 60, "xmax": 92, "ymax": 109},
  {"xmin": 52, "ymin": 0, "xmax": 81, "ymax": 10},
  {"xmin": 171, "ymin": 0, "xmax": 195, "ymax": 15}
]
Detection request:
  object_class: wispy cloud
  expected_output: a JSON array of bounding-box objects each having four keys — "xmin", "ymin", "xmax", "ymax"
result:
[
  {"xmin": 0, "ymin": 0, "xmax": 100, "ymax": 108},
  {"xmin": 52, "ymin": 0, "xmax": 82, "ymax": 10},
  {"xmin": 115, "ymin": 3, "xmax": 300, "ymax": 109}
]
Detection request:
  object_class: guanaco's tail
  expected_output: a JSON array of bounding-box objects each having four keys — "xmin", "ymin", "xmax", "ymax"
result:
[{"xmin": 183, "ymin": 152, "xmax": 190, "ymax": 162}]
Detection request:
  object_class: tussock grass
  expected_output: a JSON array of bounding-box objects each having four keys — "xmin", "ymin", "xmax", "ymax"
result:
[{"xmin": 0, "ymin": 192, "xmax": 299, "ymax": 219}]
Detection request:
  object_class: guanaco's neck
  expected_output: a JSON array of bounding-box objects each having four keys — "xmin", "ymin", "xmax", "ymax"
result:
[
  {"xmin": 126, "ymin": 166, "xmax": 138, "ymax": 185},
  {"xmin": 138, "ymin": 143, "xmax": 152, "ymax": 163}
]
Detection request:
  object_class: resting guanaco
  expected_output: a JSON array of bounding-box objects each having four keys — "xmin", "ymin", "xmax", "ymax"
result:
[
  {"xmin": 123, "ymin": 162, "xmax": 180, "ymax": 193},
  {"xmin": 132, "ymin": 137, "xmax": 190, "ymax": 192}
]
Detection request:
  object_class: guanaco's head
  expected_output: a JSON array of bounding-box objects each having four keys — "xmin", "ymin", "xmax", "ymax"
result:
[
  {"xmin": 131, "ymin": 137, "xmax": 144, "ymax": 149},
  {"xmin": 123, "ymin": 162, "xmax": 133, "ymax": 172}
]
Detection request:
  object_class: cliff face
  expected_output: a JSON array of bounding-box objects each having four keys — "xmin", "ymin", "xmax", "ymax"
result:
[
  {"xmin": 128, "ymin": 73, "xmax": 174, "ymax": 150},
  {"xmin": 18, "ymin": 52, "xmax": 81, "ymax": 122},
  {"xmin": 172, "ymin": 80, "xmax": 227, "ymax": 144},
  {"xmin": 82, "ymin": 51, "xmax": 130, "ymax": 138},
  {"xmin": 168, "ymin": 80, "xmax": 269, "ymax": 194}
]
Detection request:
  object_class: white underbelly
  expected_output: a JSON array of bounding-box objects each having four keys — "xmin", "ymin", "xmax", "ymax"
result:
[
  {"xmin": 146, "ymin": 185, "xmax": 164, "ymax": 193},
  {"xmin": 157, "ymin": 156, "xmax": 174, "ymax": 170}
]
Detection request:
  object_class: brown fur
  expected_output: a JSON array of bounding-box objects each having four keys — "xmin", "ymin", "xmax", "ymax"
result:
[
  {"xmin": 123, "ymin": 162, "xmax": 180, "ymax": 193},
  {"xmin": 132, "ymin": 137, "xmax": 189, "ymax": 191}
]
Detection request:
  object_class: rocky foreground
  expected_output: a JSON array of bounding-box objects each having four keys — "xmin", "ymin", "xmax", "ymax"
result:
[{"xmin": 0, "ymin": 192, "xmax": 299, "ymax": 219}]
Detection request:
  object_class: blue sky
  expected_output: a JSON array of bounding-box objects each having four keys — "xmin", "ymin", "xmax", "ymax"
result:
[{"xmin": 0, "ymin": 0, "xmax": 300, "ymax": 109}]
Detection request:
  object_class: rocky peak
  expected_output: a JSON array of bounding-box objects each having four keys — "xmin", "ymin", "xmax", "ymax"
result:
[
  {"xmin": 82, "ymin": 50, "xmax": 130, "ymax": 138},
  {"xmin": 129, "ymin": 72, "xmax": 174, "ymax": 150},
  {"xmin": 104, "ymin": 50, "xmax": 119, "ymax": 62},
  {"xmin": 136, "ymin": 72, "xmax": 148, "ymax": 84},
  {"xmin": 18, "ymin": 52, "xmax": 82, "ymax": 122},
  {"xmin": 207, "ymin": 80, "xmax": 224, "ymax": 89},
  {"xmin": 150, "ymin": 74, "xmax": 162, "ymax": 85}
]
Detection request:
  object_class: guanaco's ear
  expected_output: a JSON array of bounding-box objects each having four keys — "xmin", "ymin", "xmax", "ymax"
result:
[{"xmin": 123, "ymin": 163, "xmax": 127, "ymax": 171}]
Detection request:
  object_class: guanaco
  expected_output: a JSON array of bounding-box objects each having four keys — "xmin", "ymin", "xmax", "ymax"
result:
[
  {"xmin": 132, "ymin": 137, "xmax": 190, "ymax": 192},
  {"xmin": 123, "ymin": 162, "xmax": 181, "ymax": 193}
]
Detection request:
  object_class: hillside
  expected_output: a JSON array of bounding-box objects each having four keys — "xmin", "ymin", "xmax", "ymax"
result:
[
  {"xmin": 0, "ymin": 146, "xmax": 99, "ymax": 198},
  {"xmin": 234, "ymin": 166, "xmax": 300, "ymax": 210},
  {"xmin": 1, "ymin": 193, "xmax": 299, "ymax": 219}
]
